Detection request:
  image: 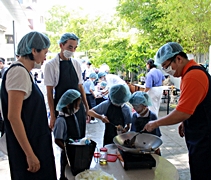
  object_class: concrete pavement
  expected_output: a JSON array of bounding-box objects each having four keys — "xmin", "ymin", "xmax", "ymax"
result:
[{"xmin": 0, "ymin": 82, "xmax": 190, "ymax": 179}]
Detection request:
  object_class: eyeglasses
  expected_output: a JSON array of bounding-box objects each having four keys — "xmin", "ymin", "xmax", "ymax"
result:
[{"xmin": 162, "ymin": 58, "xmax": 175, "ymax": 70}]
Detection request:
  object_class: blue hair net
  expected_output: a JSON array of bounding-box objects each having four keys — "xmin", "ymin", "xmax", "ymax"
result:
[
  {"xmin": 56, "ymin": 89, "xmax": 81, "ymax": 111},
  {"xmin": 58, "ymin": 33, "xmax": 80, "ymax": 44},
  {"xmin": 100, "ymin": 81, "xmax": 107, "ymax": 87},
  {"xmin": 109, "ymin": 84, "xmax": 131, "ymax": 106},
  {"xmin": 155, "ymin": 42, "xmax": 183, "ymax": 64},
  {"xmin": 89, "ymin": 73, "xmax": 98, "ymax": 79},
  {"xmin": 98, "ymin": 72, "xmax": 106, "ymax": 79},
  {"xmin": 129, "ymin": 91, "xmax": 152, "ymax": 106},
  {"xmin": 17, "ymin": 31, "xmax": 50, "ymax": 56}
]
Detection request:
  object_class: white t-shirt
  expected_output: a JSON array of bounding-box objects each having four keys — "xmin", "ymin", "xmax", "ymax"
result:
[
  {"xmin": 44, "ymin": 54, "xmax": 83, "ymax": 87},
  {"xmin": 6, "ymin": 61, "xmax": 33, "ymax": 100},
  {"xmin": 85, "ymin": 67, "xmax": 94, "ymax": 78}
]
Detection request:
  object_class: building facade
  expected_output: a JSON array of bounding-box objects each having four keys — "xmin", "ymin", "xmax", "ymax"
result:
[{"xmin": 0, "ymin": 0, "xmax": 46, "ymax": 65}]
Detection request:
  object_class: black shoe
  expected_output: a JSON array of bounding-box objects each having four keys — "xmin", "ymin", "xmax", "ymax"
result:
[{"xmin": 59, "ymin": 177, "xmax": 68, "ymax": 180}]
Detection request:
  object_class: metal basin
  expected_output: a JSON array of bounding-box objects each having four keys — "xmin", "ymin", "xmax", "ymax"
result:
[{"xmin": 113, "ymin": 131, "xmax": 163, "ymax": 154}]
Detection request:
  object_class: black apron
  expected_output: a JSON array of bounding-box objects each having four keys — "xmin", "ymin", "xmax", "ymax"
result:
[
  {"xmin": 58, "ymin": 114, "xmax": 81, "ymax": 141},
  {"xmin": 183, "ymin": 66, "xmax": 211, "ymax": 180},
  {"xmin": 134, "ymin": 111, "xmax": 161, "ymax": 137},
  {"xmin": 58, "ymin": 114, "xmax": 81, "ymax": 178},
  {"xmin": 1, "ymin": 64, "xmax": 57, "ymax": 180},
  {"xmin": 54, "ymin": 55, "xmax": 86, "ymax": 138},
  {"xmin": 104, "ymin": 102, "xmax": 124, "ymax": 146}
]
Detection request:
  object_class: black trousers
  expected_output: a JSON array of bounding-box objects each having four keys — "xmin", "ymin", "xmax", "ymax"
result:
[{"xmin": 60, "ymin": 150, "xmax": 68, "ymax": 178}]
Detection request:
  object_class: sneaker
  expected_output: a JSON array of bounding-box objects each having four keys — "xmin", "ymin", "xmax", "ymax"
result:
[
  {"xmin": 90, "ymin": 120, "xmax": 96, "ymax": 124},
  {"xmin": 90, "ymin": 119, "xmax": 98, "ymax": 124}
]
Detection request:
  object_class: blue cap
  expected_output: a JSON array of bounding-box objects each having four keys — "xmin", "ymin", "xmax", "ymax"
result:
[
  {"xmin": 89, "ymin": 73, "xmax": 98, "ymax": 79},
  {"xmin": 56, "ymin": 89, "xmax": 81, "ymax": 111},
  {"xmin": 155, "ymin": 42, "xmax": 183, "ymax": 64},
  {"xmin": 98, "ymin": 72, "xmax": 106, "ymax": 79},
  {"xmin": 58, "ymin": 33, "xmax": 80, "ymax": 44},
  {"xmin": 109, "ymin": 84, "xmax": 131, "ymax": 106},
  {"xmin": 17, "ymin": 31, "xmax": 50, "ymax": 56},
  {"xmin": 129, "ymin": 91, "xmax": 152, "ymax": 106},
  {"xmin": 100, "ymin": 81, "xmax": 107, "ymax": 87}
]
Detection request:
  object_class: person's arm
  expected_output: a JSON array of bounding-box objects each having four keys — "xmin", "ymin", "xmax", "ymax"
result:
[
  {"xmin": 144, "ymin": 87, "xmax": 150, "ymax": 92},
  {"xmin": 78, "ymin": 84, "xmax": 89, "ymax": 114},
  {"xmin": 101, "ymin": 89, "xmax": 109, "ymax": 97},
  {"xmin": 54, "ymin": 139, "xmax": 65, "ymax": 150},
  {"xmin": 46, "ymin": 86, "xmax": 56, "ymax": 129},
  {"xmin": 90, "ymin": 89, "xmax": 96, "ymax": 98},
  {"xmin": 8, "ymin": 90, "xmax": 40, "ymax": 173},
  {"xmin": 144, "ymin": 73, "xmax": 152, "ymax": 92},
  {"xmin": 88, "ymin": 109, "xmax": 109, "ymax": 123},
  {"xmin": 143, "ymin": 109, "xmax": 191, "ymax": 132},
  {"xmin": 122, "ymin": 123, "xmax": 130, "ymax": 133},
  {"xmin": 122, "ymin": 105, "xmax": 132, "ymax": 133}
]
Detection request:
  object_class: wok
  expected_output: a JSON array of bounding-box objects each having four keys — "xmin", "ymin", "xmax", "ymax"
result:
[{"xmin": 113, "ymin": 131, "xmax": 162, "ymax": 154}]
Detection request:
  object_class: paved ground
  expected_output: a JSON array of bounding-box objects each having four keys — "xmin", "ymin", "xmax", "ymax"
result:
[{"xmin": 0, "ymin": 82, "xmax": 190, "ymax": 180}]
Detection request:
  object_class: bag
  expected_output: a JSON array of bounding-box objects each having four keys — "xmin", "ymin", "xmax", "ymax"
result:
[{"xmin": 65, "ymin": 140, "xmax": 97, "ymax": 176}]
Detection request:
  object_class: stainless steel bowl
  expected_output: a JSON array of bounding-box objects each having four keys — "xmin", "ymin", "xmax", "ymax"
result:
[{"xmin": 113, "ymin": 131, "xmax": 163, "ymax": 154}]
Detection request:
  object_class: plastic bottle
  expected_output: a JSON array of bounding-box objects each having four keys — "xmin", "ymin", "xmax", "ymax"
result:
[{"xmin": 99, "ymin": 147, "xmax": 108, "ymax": 165}]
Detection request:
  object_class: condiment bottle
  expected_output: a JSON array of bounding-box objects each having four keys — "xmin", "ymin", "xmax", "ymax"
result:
[{"xmin": 99, "ymin": 147, "xmax": 108, "ymax": 165}]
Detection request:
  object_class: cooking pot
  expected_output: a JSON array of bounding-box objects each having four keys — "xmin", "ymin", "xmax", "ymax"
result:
[{"xmin": 113, "ymin": 131, "xmax": 162, "ymax": 154}]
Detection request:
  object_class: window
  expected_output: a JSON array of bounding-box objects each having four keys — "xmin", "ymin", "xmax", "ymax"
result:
[
  {"xmin": 5, "ymin": 35, "xmax": 14, "ymax": 44},
  {"xmin": 7, "ymin": 58, "xmax": 15, "ymax": 65}
]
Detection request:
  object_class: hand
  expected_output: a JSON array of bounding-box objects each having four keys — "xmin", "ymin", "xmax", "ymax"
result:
[
  {"xmin": 26, "ymin": 154, "xmax": 40, "ymax": 173},
  {"xmin": 85, "ymin": 106, "xmax": 89, "ymax": 120},
  {"xmin": 178, "ymin": 122, "xmax": 185, "ymax": 137},
  {"xmin": 121, "ymin": 128, "xmax": 127, "ymax": 133},
  {"xmin": 101, "ymin": 115, "xmax": 109, "ymax": 123},
  {"xmin": 143, "ymin": 121, "xmax": 158, "ymax": 132},
  {"xmin": 49, "ymin": 115, "xmax": 56, "ymax": 130},
  {"xmin": 86, "ymin": 115, "xmax": 91, "ymax": 123}
]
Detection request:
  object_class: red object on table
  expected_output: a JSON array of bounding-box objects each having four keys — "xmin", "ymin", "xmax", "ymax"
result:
[
  {"xmin": 94, "ymin": 152, "xmax": 100, "ymax": 158},
  {"xmin": 107, "ymin": 154, "xmax": 118, "ymax": 162}
]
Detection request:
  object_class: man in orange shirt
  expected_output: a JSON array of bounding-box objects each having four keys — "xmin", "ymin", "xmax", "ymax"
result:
[{"xmin": 144, "ymin": 42, "xmax": 211, "ymax": 180}]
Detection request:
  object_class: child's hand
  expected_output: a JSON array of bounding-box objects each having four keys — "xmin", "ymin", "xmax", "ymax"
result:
[
  {"xmin": 121, "ymin": 128, "xmax": 127, "ymax": 133},
  {"xmin": 116, "ymin": 125, "xmax": 123, "ymax": 131},
  {"xmin": 143, "ymin": 120, "xmax": 158, "ymax": 132},
  {"xmin": 101, "ymin": 115, "xmax": 109, "ymax": 123}
]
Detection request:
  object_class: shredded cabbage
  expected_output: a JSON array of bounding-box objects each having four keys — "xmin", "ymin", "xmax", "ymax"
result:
[{"xmin": 75, "ymin": 169, "xmax": 116, "ymax": 180}]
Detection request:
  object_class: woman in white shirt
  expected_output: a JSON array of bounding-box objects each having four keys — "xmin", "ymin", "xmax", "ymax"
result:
[{"xmin": 1, "ymin": 31, "xmax": 57, "ymax": 180}]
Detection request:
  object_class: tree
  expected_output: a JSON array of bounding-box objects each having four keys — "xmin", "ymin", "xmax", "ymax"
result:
[
  {"xmin": 116, "ymin": 0, "xmax": 211, "ymax": 56},
  {"xmin": 163, "ymin": 0, "xmax": 211, "ymax": 54},
  {"xmin": 45, "ymin": 5, "xmax": 71, "ymax": 52},
  {"xmin": 45, "ymin": 5, "xmax": 154, "ymax": 78},
  {"xmin": 116, "ymin": 0, "xmax": 180, "ymax": 49}
]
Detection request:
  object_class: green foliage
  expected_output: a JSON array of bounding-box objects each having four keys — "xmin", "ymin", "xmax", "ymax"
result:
[
  {"xmin": 163, "ymin": 0, "xmax": 211, "ymax": 54},
  {"xmin": 45, "ymin": 5, "xmax": 153, "ymax": 77},
  {"xmin": 45, "ymin": 6, "xmax": 71, "ymax": 52},
  {"xmin": 116, "ymin": 0, "xmax": 211, "ymax": 55},
  {"xmin": 45, "ymin": 1, "xmax": 211, "ymax": 77}
]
